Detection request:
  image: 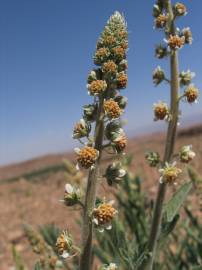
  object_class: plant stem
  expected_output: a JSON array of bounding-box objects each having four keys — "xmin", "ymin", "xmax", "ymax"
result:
[
  {"xmin": 139, "ymin": 1, "xmax": 180, "ymax": 269},
  {"xmin": 79, "ymin": 97, "xmax": 105, "ymax": 270}
]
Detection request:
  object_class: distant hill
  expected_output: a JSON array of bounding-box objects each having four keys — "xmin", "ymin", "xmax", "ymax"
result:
[{"xmin": 1, "ymin": 123, "xmax": 202, "ymax": 182}]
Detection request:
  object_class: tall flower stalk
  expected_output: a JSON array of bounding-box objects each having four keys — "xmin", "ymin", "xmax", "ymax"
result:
[
  {"xmin": 141, "ymin": 0, "xmax": 199, "ymax": 269},
  {"xmin": 79, "ymin": 12, "xmax": 128, "ymax": 270},
  {"xmin": 55, "ymin": 11, "xmax": 128, "ymax": 270}
]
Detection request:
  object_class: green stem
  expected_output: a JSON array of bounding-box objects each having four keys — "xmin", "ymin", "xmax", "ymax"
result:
[
  {"xmin": 79, "ymin": 97, "xmax": 105, "ymax": 270},
  {"xmin": 139, "ymin": 1, "xmax": 180, "ymax": 269}
]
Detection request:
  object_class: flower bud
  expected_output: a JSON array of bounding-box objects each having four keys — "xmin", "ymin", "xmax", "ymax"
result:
[
  {"xmin": 75, "ymin": 146, "xmax": 99, "ymax": 169},
  {"xmin": 179, "ymin": 70, "xmax": 195, "ymax": 87},
  {"xmin": 159, "ymin": 162, "xmax": 182, "ymax": 185},
  {"xmin": 179, "ymin": 145, "xmax": 196, "ymax": 163},
  {"xmin": 174, "ymin": 2, "xmax": 187, "ymax": 16},
  {"xmin": 165, "ymin": 35, "xmax": 185, "ymax": 50},
  {"xmin": 114, "ymin": 95, "xmax": 128, "ymax": 109},
  {"xmin": 155, "ymin": 44, "xmax": 168, "ymax": 59},
  {"xmin": 155, "ymin": 14, "xmax": 168, "ymax": 29},
  {"xmin": 92, "ymin": 201, "xmax": 117, "ymax": 232},
  {"xmin": 118, "ymin": 59, "xmax": 128, "ymax": 71},
  {"xmin": 87, "ymin": 69, "xmax": 102, "ymax": 83},
  {"xmin": 63, "ymin": 184, "xmax": 81, "ymax": 206},
  {"xmin": 153, "ymin": 101, "xmax": 169, "ymax": 121},
  {"xmin": 105, "ymin": 163, "xmax": 126, "ymax": 186},
  {"xmin": 145, "ymin": 151, "xmax": 160, "ymax": 167},
  {"xmin": 153, "ymin": 66, "xmax": 165, "ymax": 85},
  {"xmin": 184, "ymin": 85, "xmax": 199, "ymax": 103},
  {"xmin": 104, "ymin": 99, "xmax": 122, "ymax": 119},
  {"xmin": 181, "ymin": 27, "xmax": 193, "ymax": 45},
  {"xmin": 105, "ymin": 121, "xmax": 123, "ymax": 141},
  {"xmin": 153, "ymin": 4, "xmax": 162, "ymax": 18},
  {"xmin": 112, "ymin": 134, "xmax": 127, "ymax": 153},
  {"xmin": 83, "ymin": 104, "xmax": 98, "ymax": 122},
  {"xmin": 87, "ymin": 80, "xmax": 107, "ymax": 95},
  {"xmin": 73, "ymin": 119, "xmax": 91, "ymax": 139},
  {"xmin": 56, "ymin": 231, "xmax": 73, "ymax": 258}
]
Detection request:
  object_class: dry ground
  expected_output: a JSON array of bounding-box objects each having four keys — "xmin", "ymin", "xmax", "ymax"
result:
[{"xmin": 0, "ymin": 124, "xmax": 202, "ymax": 269}]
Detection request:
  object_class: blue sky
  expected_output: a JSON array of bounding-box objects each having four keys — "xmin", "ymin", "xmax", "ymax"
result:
[{"xmin": 1, "ymin": 0, "xmax": 202, "ymax": 165}]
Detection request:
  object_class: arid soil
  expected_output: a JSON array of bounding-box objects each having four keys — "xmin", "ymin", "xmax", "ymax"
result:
[{"xmin": 0, "ymin": 124, "xmax": 202, "ymax": 270}]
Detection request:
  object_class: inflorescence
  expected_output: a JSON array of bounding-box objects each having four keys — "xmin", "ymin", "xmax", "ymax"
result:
[{"xmin": 148, "ymin": 1, "xmax": 199, "ymax": 185}]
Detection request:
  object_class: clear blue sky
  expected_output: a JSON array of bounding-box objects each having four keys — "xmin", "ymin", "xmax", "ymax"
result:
[{"xmin": 1, "ymin": 0, "xmax": 202, "ymax": 165}]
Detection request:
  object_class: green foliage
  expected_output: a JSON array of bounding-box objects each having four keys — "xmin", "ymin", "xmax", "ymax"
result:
[
  {"xmin": 94, "ymin": 157, "xmax": 201, "ymax": 270},
  {"xmin": 163, "ymin": 181, "xmax": 192, "ymax": 222},
  {"xmin": 39, "ymin": 224, "xmax": 60, "ymax": 251},
  {"xmin": 93, "ymin": 162, "xmax": 151, "ymax": 270},
  {"xmin": 34, "ymin": 262, "xmax": 43, "ymax": 270},
  {"xmin": 12, "ymin": 245, "xmax": 27, "ymax": 270}
]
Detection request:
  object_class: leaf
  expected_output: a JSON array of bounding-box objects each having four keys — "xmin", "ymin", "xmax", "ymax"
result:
[
  {"xmin": 34, "ymin": 262, "xmax": 43, "ymax": 270},
  {"xmin": 164, "ymin": 182, "xmax": 192, "ymax": 222},
  {"xmin": 191, "ymin": 266, "xmax": 202, "ymax": 270},
  {"xmin": 12, "ymin": 245, "xmax": 26, "ymax": 270},
  {"xmin": 160, "ymin": 214, "xmax": 180, "ymax": 240}
]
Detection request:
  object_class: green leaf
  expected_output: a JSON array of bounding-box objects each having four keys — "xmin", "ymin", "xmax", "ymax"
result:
[
  {"xmin": 160, "ymin": 214, "xmax": 180, "ymax": 240},
  {"xmin": 12, "ymin": 245, "xmax": 26, "ymax": 270},
  {"xmin": 164, "ymin": 182, "xmax": 192, "ymax": 222},
  {"xmin": 191, "ymin": 266, "xmax": 202, "ymax": 270},
  {"xmin": 34, "ymin": 262, "xmax": 43, "ymax": 270}
]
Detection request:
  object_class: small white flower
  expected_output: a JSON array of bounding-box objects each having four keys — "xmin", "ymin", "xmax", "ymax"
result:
[
  {"xmin": 179, "ymin": 145, "xmax": 196, "ymax": 163},
  {"xmin": 106, "ymin": 224, "xmax": 112, "ymax": 230},
  {"xmin": 107, "ymin": 263, "xmax": 118, "ymax": 270},
  {"xmin": 74, "ymin": 147, "xmax": 80, "ymax": 154},
  {"xmin": 93, "ymin": 218, "xmax": 99, "ymax": 225},
  {"xmin": 65, "ymin": 184, "xmax": 74, "ymax": 194},
  {"xmin": 61, "ymin": 251, "xmax": 70, "ymax": 259},
  {"xmin": 119, "ymin": 169, "xmax": 126, "ymax": 177}
]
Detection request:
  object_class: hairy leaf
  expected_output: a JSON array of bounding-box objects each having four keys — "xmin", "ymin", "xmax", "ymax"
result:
[{"xmin": 164, "ymin": 181, "xmax": 192, "ymax": 222}]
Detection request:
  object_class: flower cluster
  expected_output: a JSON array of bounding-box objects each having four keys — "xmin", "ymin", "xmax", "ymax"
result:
[
  {"xmin": 153, "ymin": 101, "xmax": 169, "ymax": 121},
  {"xmin": 145, "ymin": 151, "xmax": 160, "ymax": 167},
  {"xmin": 73, "ymin": 11, "xmax": 128, "ymax": 163},
  {"xmin": 155, "ymin": 44, "xmax": 168, "ymax": 59},
  {"xmin": 60, "ymin": 12, "xmax": 129, "ymax": 268},
  {"xmin": 174, "ymin": 2, "xmax": 187, "ymax": 16},
  {"xmin": 179, "ymin": 70, "xmax": 195, "ymax": 87},
  {"xmin": 92, "ymin": 201, "xmax": 117, "ymax": 232},
  {"xmin": 181, "ymin": 27, "xmax": 192, "ymax": 44},
  {"xmin": 62, "ymin": 184, "xmax": 81, "ymax": 206},
  {"xmin": 159, "ymin": 162, "xmax": 182, "ymax": 185},
  {"xmin": 87, "ymin": 80, "xmax": 107, "ymax": 96},
  {"xmin": 105, "ymin": 162, "xmax": 126, "ymax": 186},
  {"xmin": 155, "ymin": 13, "xmax": 168, "ymax": 29},
  {"xmin": 73, "ymin": 119, "xmax": 91, "ymax": 139},
  {"xmin": 165, "ymin": 34, "xmax": 185, "ymax": 50},
  {"xmin": 75, "ymin": 146, "xmax": 99, "ymax": 169},
  {"xmin": 179, "ymin": 145, "xmax": 195, "ymax": 163},
  {"xmin": 104, "ymin": 99, "xmax": 122, "ymax": 119},
  {"xmin": 184, "ymin": 85, "xmax": 199, "ymax": 103},
  {"xmin": 153, "ymin": 66, "xmax": 165, "ymax": 85},
  {"xmin": 150, "ymin": 1, "xmax": 199, "ymax": 188},
  {"xmin": 56, "ymin": 231, "xmax": 73, "ymax": 259}
]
